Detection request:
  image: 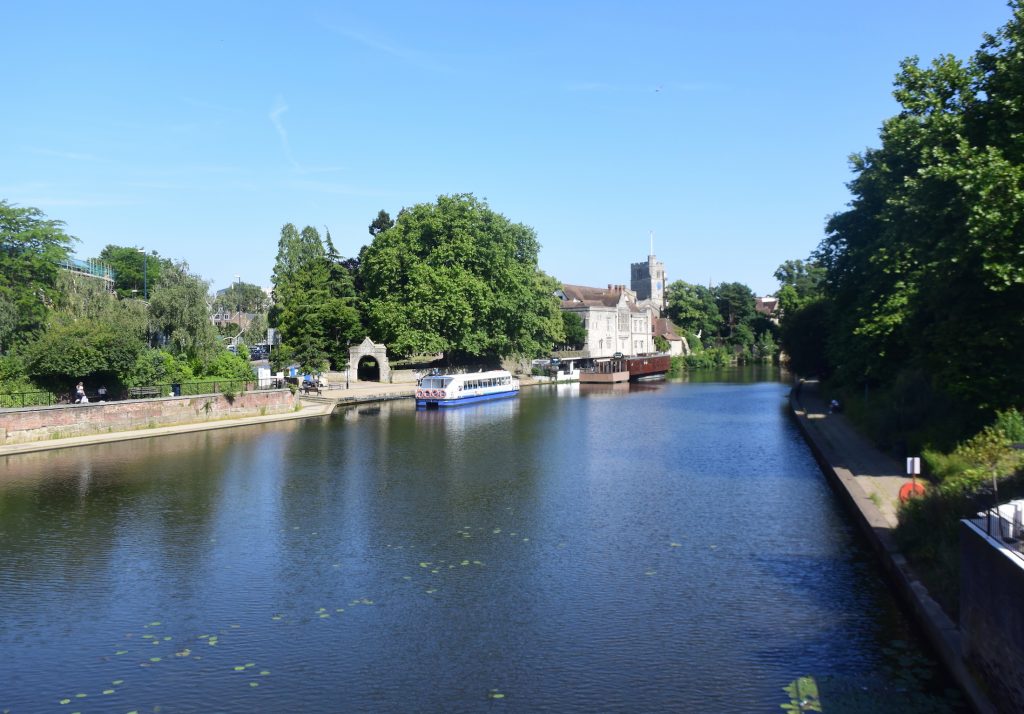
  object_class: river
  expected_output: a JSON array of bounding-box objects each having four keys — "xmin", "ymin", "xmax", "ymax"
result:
[{"xmin": 0, "ymin": 370, "xmax": 964, "ymax": 712}]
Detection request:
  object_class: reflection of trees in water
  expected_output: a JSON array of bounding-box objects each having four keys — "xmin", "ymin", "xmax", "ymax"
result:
[{"xmin": 0, "ymin": 425, "xmax": 296, "ymax": 597}]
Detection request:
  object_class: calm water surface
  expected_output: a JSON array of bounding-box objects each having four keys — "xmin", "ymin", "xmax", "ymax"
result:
[{"xmin": 0, "ymin": 371, "xmax": 964, "ymax": 712}]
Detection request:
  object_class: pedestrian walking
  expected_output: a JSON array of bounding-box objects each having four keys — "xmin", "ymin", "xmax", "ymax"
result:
[{"xmin": 75, "ymin": 382, "xmax": 86, "ymax": 403}]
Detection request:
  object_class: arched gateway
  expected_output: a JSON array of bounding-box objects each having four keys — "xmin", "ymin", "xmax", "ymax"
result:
[{"xmin": 347, "ymin": 337, "xmax": 391, "ymax": 384}]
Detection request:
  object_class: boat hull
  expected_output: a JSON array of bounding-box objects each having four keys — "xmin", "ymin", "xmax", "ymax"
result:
[{"xmin": 416, "ymin": 388, "xmax": 519, "ymax": 409}]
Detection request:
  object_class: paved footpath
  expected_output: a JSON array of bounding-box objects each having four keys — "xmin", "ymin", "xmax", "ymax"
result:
[
  {"xmin": 792, "ymin": 380, "xmax": 913, "ymax": 527},
  {"xmin": 791, "ymin": 379, "xmax": 995, "ymax": 714},
  {"xmin": 0, "ymin": 380, "xmax": 416, "ymax": 457}
]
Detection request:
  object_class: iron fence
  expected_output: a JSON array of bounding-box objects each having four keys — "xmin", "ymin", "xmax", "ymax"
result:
[
  {"xmin": 969, "ymin": 507, "xmax": 1024, "ymax": 562},
  {"xmin": 1, "ymin": 378, "xmax": 287, "ymax": 409}
]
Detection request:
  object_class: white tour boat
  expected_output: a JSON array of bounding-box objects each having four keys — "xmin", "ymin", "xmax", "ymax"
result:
[{"xmin": 415, "ymin": 370, "xmax": 520, "ymax": 408}]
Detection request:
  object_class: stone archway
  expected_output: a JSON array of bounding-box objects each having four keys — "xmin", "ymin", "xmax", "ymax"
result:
[
  {"xmin": 357, "ymin": 356, "xmax": 380, "ymax": 382},
  {"xmin": 347, "ymin": 337, "xmax": 391, "ymax": 384}
]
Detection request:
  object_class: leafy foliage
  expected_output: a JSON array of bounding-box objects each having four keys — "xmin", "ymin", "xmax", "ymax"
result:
[
  {"xmin": 0, "ymin": 200, "xmax": 76, "ymax": 352},
  {"xmin": 97, "ymin": 244, "xmax": 167, "ymax": 299},
  {"xmin": 270, "ymin": 224, "xmax": 361, "ymax": 373},
  {"xmin": 147, "ymin": 261, "xmax": 221, "ymax": 365},
  {"xmin": 360, "ymin": 194, "xmax": 564, "ymax": 361},
  {"xmin": 809, "ymin": 7, "xmax": 1024, "ymax": 415}
]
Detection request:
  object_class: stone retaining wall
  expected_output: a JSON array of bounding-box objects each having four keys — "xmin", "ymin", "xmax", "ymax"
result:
[{"xmin": 0, "ymin": 390, "xmax": 296, "ymax": 445}]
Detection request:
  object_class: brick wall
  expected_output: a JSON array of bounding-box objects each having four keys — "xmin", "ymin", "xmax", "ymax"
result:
[{"xmin": 0, "ymin": 390, "xmax": 297, "ymax": 445}]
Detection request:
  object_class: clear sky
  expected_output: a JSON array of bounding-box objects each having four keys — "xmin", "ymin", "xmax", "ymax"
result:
[{"xmin": 2, "ymin": 1, "xmax": 1014, "ymax": 296}]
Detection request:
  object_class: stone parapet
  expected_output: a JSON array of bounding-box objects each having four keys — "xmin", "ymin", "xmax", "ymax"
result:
[{"xmin": 0, "ymin": 390, "xmax": 296, "ymax": 445}]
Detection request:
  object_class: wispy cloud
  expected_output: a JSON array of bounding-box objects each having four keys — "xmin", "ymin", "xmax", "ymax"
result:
[
  {"xmin": 269, "ymin": 96, "xmax": 299, "ymax": 171},
  {"xmin": 319, "ymin": 21, "xmax": 451, "ymax": 73},
  {"xmin": 268, "ymin": 97, "xmax": 346, "ymax": 175}
]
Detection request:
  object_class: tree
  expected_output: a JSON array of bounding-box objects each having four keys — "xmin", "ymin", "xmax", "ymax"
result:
[
  {"xmin": 816, "ymin": 5, "xmax": 1024, "ymax": 412},
  {"xmin": 664, "ymin": 280, "xmax": 722, "ymax": 339},
  {"xmin": 270, "ymin": 224, "xmax": 331, "ymax": 374},
  {"xmin": 368, "ymin": 209, "xmax": 394, "ymax": 237},
  {"xmin": 0, "ymin": 200, "xmax": 76, "ymax": 352},
  {"xmin": 561, "ymin": 311, "xmax": 587, "ymax": 350},
  {"xmin": 22, "ymin": 317, "xmax": 145, "ymax": 393},
  {"xmin": 147, "ymin": 261, "xmax": 220, "ymax": 365},
  {"xmin": 360, "ymin": 194, "xmax": 564, "ymax": 362},
  {"xmin": 712, "ymin": 282, "xmax": 757, "ymax": 346},
  {"xmin": 97, "ymin": 245, "xmax": 167, "ymax": 299},
  {"xmin": 212, "ymin": 281, "xmax": 270, "ymax": 314},
  {"xmin": 773, "ymin": 259, "xmax": 826, "ymax": 316}
]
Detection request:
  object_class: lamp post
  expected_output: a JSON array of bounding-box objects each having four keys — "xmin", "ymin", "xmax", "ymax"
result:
[{"xmin": 137, "ymin": 248, "xmax": 148, "ymax": 299}]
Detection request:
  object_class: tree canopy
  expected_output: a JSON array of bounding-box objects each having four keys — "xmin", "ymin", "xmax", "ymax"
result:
[
  {"xmin": 779, "ymin": 3, "xmax": 1024, "ymax": 433},
  {"xmin": 360, "ymin": 194, "xmax": 564, "ymax": 362},
  {"xmin": 97, "ymin": 245, "xmax": 167, "ymax": 299},
  {"xmin": 0, "ymin": 200, "xmax": 76, "ymax": 352}
]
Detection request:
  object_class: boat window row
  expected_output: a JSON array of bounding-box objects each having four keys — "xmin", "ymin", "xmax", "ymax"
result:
[{"xmin": 464, "ymin": 376, "xmax": 511, "ymax": 390}]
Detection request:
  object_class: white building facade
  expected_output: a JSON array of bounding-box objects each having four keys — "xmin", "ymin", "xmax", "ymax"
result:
[{"xmin": 558, "ymin": 284, "xmax": 656, "ymax": 359}]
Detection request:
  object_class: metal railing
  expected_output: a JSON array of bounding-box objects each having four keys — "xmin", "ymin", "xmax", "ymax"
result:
[
  {"xmin": 969, "ymin": 507, "xmax": 1024, "ymax": 561},
  {"xmin": 1, "ymin": 379, "xmax": 287, "ymax": 409}
]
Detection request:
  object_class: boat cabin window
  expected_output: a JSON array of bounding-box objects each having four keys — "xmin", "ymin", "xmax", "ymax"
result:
[{"xmin": 421, "ymin": 377, "xmax": 451, "ymax": 389}]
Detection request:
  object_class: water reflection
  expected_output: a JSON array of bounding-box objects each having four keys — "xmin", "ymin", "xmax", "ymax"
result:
[{"xmin": 0, "ymin": 379, "xmax": 963, "ymax": 713}]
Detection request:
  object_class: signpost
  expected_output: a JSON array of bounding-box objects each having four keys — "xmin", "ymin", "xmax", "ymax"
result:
[{"xmin": 899, "ymin": 457, "xmax": 926, "ymax": 502}]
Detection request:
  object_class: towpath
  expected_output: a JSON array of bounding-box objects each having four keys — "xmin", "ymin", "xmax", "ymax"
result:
[{"xmin": 791, "ymin": 379, "xmax": 995, "ymax": 714}]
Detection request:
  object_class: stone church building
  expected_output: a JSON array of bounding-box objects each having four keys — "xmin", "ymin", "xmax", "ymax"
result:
[{"xmin": 556, "ymin": 249, "xmax": 677, "ymax": 359}]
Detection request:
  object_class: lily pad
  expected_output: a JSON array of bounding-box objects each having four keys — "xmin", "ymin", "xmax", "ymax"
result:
[
  {"xmin": 102, "ymin": 689, "xmax": 115, "ymax": 695},
  {"xmin": 150, "ymin": 657, "xmax": 162, "ymax": 662},
  {"xmin": 112, "ymin": 680, "xmax": 124, "ymax": 685},
  {"xmin": 249, "ymin": 682, "xmax": 259, "ymax": 688},
  {"xmin": 115, "ymin": 650, "xmax": 128, "ymax": 655},
  {"xmin": 59, "ymin": 699, "xmax": 71, "ymax": 705}
]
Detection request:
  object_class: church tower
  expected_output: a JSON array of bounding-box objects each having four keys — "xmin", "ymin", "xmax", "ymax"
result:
[{"xmin": 630, "ymin": 233, "xmax": 667, "ymax": 313}]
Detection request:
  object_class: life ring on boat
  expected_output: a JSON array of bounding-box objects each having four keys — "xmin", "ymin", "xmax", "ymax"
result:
[
  {"xmin": 431, "ymin": 390, "xmax": 439, "ymax": 398},
  {"xmin": 439, "ymin": 390, "xmax": 446, "ymax": 399}
]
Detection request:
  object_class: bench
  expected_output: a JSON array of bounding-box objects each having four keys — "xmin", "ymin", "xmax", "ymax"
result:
[
  {"xmin": 128, "ymin": 386, "xmax": 161, "ymax": 399},
  {"xmin": 300, "ymin": 382, "xmax": 322, "ymax": 396}
]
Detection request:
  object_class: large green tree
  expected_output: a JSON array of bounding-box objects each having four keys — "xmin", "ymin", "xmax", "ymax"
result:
[
  {"xmin": 147, "ymin": 261, "xmax": 220, "ymax": 365},
  {"xmin": 212, "ymin": 281, "xmax": 270, "ymax": 314},
  {"xmin": 0, "ymin": 200, "xmax": 76, "ymax": 352},
  {"xmin": 359, "ymin": 194, "xmax": 564, "ymax": 361},
  {"xmin": 97, "ymin": 244, "xmax": 167, "ymax": 299},
  {"xmin": 664, "ymin": 280, "xmax": 722, "ymax": 339},
  {"xmin": 816, "ymin": 4, "xmax": 1024, "ymax": 413}
]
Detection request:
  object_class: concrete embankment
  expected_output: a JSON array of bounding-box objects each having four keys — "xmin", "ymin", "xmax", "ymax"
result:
[{"xmin": 790, "ymin": 380, "xmax": 995, "ymax": 714}]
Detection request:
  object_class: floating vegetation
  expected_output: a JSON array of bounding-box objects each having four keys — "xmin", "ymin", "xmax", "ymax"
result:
[
  {"xmin": 112, "ymin": 680, "xmax": 124, "ymax": 685},
  {"xmin": 670, "ymin": 542, "xmax": 682, "ymax": 547},
  {"xmin": 780, "ymin": 676, "xmax": 822, "ymax": 712},
  {"xmin": 115, "ymin": 650, "xmax": 128, "ymax": 656},
  {"xmin": 102, "ymin": 689, "xmax": 115, "ymax": 695},
  {"xmin": 488, "ymin": 689, "xmax": 506, "ymax": 700}
]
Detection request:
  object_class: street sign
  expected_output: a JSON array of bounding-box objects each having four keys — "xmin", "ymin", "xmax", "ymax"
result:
[{"xmin": 906, "ymin": 457, "xmax": 921, "ymax": 476}]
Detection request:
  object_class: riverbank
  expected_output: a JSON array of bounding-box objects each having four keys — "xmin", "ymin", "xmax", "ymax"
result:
[
  {"xmin": 0, "ymin": 380, "xmax": 417, "ymax": 457},
  {"xmin": 0, "ymin": 375, "xmax": 559, "ymax": 457},
  {"xmin": 790, "ymin": 380, "xmax": 995, "ymax": 714}
]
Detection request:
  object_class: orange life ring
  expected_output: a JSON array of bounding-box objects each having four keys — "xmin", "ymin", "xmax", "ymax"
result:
[
  {"xmin": 439, "ymin": 390, "xmax": 446, "ymax": 399},
  {"xmin": 899, "ymin": 482, "xmax": 926, "ymax": 502}
]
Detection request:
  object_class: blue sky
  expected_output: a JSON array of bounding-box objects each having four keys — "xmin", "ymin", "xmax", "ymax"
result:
[{"xmin": 2, "ymin": 1, "xmax": 1013, "ymax": 296}]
